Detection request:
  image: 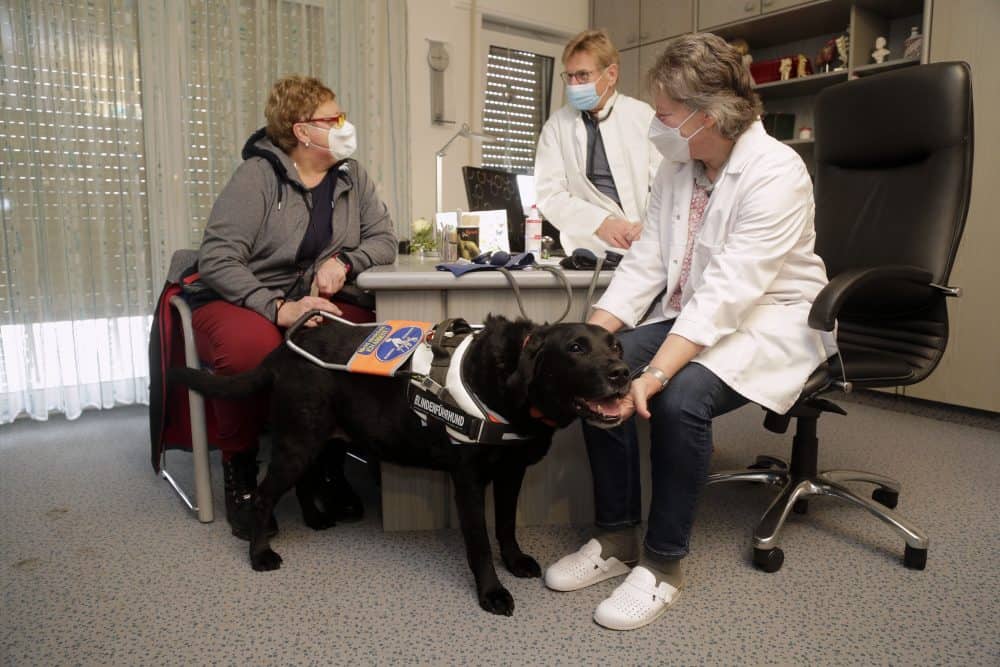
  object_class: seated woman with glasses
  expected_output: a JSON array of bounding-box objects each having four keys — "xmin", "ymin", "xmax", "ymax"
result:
[
  {"xmin": 534, "ymin": 29, "xmax": 661, "ymax": 255},
  {"xmin": 177, "ymin": 74, "xmax": 397, "ymax": 540}
]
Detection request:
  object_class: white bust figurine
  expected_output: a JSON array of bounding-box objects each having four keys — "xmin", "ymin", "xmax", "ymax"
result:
[{"xmin": 872, "ymin": 36, "xmax": 890, "ymax": 64}]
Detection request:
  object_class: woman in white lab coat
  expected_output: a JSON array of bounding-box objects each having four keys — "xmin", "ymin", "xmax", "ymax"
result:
[
  {"xmin": 544, "ymin": 33, "xmax": 836, "ymax": 630},
  {"xmin": 533, "ymin": 29, "xmax": 660, "ymax": 254}
]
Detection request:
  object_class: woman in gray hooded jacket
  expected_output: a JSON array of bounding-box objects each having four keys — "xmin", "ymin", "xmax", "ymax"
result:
[{"xmin": 184, "ymin": 74, "xmax": 397, "ymax": 539}]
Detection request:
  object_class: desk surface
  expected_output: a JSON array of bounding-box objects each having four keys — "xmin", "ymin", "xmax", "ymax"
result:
[{"xmin": 357, "ymin": 254, "xmax": 614, "ymax": 291}]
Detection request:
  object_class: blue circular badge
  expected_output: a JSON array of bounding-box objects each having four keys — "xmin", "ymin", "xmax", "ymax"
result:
[{"xmin": 376, "ymin": 326, "xmax": 423, "ymax": 361}]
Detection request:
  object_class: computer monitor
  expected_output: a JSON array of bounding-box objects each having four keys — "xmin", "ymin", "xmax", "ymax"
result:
[{"xmin": 462, "ymin": 167, "xmax": 561, "ymax": 254}]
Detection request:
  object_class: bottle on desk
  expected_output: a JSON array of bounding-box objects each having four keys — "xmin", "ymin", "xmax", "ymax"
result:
[{"xmin": 525, "ymin": 205, "xmax": 542, "ymax": 257}]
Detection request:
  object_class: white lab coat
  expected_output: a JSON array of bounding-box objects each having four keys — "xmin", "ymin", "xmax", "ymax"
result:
[
  {"xmin": 595, "ymin": 122, "xmax": 836, "ymax": 414},
  {"xmin": 534, "ymin": 92, "xmax": 661, "ymax": 254}
]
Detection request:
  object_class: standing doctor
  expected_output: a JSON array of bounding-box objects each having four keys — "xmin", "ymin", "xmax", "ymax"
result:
[
  {"xmin": 534, "ymin": 30, "xmax": 661, "ymax": 254},
  {"xmin": 543, "ymin": 33, "xmax": 836, "ymax": 630}
]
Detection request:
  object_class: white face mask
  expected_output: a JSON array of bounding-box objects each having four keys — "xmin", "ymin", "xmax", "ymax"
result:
[
  {"xmin": 648, "ymin": 110, "xmax": 704, "ymax": 162},
  {"xmin": 306, "ymin": 121, "xmax": 357, "ymax": 161}
]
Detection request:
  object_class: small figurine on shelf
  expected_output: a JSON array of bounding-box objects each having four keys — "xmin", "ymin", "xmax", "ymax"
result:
[
  {"xmin": 903, "ymin": 26, "xmax": 923, "ymax": 60},
  {"xmin": 779, "ymin": 57, "xmax": 793, "ymax": 81},
  {"xmin": 872, "ymin": 36, "xmax": 891, "ymax": 64},
  {"xmin": 816, "ymin": 40, "xmax": 836, "ymax": 73},
  {"xmin": 798, "ymin": 127, "xmax": 813, "ymax": 141},
  {"xmin": 834, "ymin": 33, "xmax": 849, "ymax": 70},
  {"xmin": 796, "ymin": 54, "xmax": 811, "ymax": 78}
]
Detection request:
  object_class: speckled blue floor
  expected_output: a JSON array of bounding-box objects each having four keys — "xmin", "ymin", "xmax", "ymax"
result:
[{"xmin": 2, "ymin": 401, "xmax": 998, "ymax": 665}]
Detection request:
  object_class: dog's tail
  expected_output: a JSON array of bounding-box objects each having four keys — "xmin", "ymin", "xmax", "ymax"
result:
[{"xmin": 167, "ymin": 365, "xmax": 274, "ymax": 399}]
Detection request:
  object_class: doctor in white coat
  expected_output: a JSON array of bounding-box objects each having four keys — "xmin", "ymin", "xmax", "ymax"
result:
[
  {"xmin": 534, "ymin": 30, "xmax": 660, "ymax": 254},
  {"xmin": 544, "ymin": 33, "xmax": 837, "ymax": 631}
]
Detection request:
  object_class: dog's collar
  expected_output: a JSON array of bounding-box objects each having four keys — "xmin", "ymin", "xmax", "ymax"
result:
[
  {"xmin": 528, "ymin": 406, "xmax": 559, "ymax": 428},
  {"xmin": 408, "ymin": 326, "xmax": 537, "ymax": 445}
]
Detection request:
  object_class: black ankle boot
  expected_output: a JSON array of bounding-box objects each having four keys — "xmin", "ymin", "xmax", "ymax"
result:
[{"xmin": 223, "ymin": 450, "xmax": 277, "ymax": 540}]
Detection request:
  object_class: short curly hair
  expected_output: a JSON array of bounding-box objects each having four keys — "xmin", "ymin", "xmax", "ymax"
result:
[
  {"xmin": 647, "ymin": 33, "xmax": 762, "ymax": 141},
  {"xmin": 264, "ymin": 75, "xmax": 336, "ymax": 152}
]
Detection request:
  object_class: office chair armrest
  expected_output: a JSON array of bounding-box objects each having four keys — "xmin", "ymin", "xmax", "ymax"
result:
[{"xmin": 808, "ymin": 265, "xmax": 934, "ymax": 331}]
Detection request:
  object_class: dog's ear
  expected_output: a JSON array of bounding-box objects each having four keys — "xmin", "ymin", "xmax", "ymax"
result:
[
  {"xmin": 482, "ymin": 313, "xmax": 510, "ymax": 330},
  {"xmin": 507, "ymin": 324, "xmax": 548, "ymax": 394}
]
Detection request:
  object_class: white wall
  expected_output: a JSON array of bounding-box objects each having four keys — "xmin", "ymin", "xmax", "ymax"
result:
[{"xmin": 406, "ymin": 0, "xmax": 589, "ymax": 228}]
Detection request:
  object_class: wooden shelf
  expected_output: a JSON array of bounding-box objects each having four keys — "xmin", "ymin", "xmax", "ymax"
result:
[
  {"xmin": 782, "ymin": 138, "xmax": 815, "ymax": 146},
  {"xmin": 753, "ymin": 70, "xmax": 848, "ymax": 99},
  {"xmin": 853, "ymin": 57, "xmax": 921, "ymax": 76},
  {"xmin": 852, "ymin": 0, "xmax": 924, "ymax": 20},
  {"xmin": 709, "ymin": 1, "xmax": 851, "ymax": 48}
]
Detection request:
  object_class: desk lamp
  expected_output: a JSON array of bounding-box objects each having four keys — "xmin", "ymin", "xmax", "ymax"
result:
[{"xmin": 435, "ymin": 123, "xmax": 498, "ymax": 213}]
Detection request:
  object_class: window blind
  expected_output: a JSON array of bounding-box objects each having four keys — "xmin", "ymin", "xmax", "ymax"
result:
[{"xmin": 481, "ymin": 46, "xmax": 553, "ymax": 175}]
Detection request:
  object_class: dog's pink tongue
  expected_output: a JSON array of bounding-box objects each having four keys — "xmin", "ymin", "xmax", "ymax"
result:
[{"xmin": 587, "ymin": 397, "xmax": 622, "ymax": 417}]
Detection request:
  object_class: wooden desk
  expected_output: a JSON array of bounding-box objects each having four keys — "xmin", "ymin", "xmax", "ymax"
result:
[{"xmin": 356, "ymin": 255, "xmax": 614, "ymax": 531}]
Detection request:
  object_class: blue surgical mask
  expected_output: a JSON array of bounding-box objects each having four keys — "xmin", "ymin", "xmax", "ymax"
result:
[{"xmin": 566, "ymin": 69, "xmax": 607, "ymax": 111}]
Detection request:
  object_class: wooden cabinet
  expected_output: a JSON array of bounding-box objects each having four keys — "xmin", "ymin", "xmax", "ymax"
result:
[
  {"xmin": 697, "ymin": 0, "xmax": 812, "ymax": 30},
  {"xmin": 640, "ymin": 0, "xmax": 696, "ymax": 44},
  {"xmin": 698, "ymin": 0, "xmax": 761, "ymax": 29},
  {"xmin": 593, "ymin": 0, "xmax": 641, "ymax": 49},
  {"xmin": 637, "ymin": 41, "xmax": 664, "ymax": 104},
  {"xmin": 903, "ymin": 0, "xmax": 1000, "ymax": 412},
  {"xmin": 593, "ymin": 0, "xmax": 693, "ymax": 50},
  {"xmin": 617, "ymin": 48, "xmax": 640, "ymax": 101}
]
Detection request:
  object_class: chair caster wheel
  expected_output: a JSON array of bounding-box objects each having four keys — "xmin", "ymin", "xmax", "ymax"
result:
[
  {"xmin": 749, "ymin": 455, "xmax": 787, "ymax": 470},
  {"xmin": 904, "ymin": 544, "xmax": 927, "ymax": 570},
  {"xmin": 872, "ymin": 488, "xmax": 899, "ymax": 509},
  {"xmin": 753, "ymin": 547, "xmax": 784, "ymax": 573},
  {"xmin": 792, "ymin": 499, "xmax": 808, "ymax": 514}
]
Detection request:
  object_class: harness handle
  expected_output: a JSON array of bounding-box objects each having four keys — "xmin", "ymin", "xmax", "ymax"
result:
[
  {"xmin": 498, "ymin": 265, "xmax": 573, "ymax": 324},
  {"xmin": 284, "ymin": 309, "xmax": 363, "ymax": 371}
]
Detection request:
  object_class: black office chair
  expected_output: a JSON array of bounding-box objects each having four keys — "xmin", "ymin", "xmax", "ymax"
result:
[{"xmin": 707, "ymin": 62, "xmax": 974, "ymax": 573}]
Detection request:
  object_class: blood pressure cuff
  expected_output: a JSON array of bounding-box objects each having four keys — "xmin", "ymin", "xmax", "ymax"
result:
[
  {"xmin": 436, "ymin": 251, "xmax": 536, "ymax": 277},
  {"xmin": 558, "ymin": 248, "xmax": 623, "ymax": 271}
]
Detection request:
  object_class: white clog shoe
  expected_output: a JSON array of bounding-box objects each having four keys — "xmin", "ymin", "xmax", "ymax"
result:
[
  {"xmin": 544, "ymin": 538, "xmax": 633, "ymax": 592},
  {"xmin": 593, "ymin": 565, "xmax": 680, "ymax": 630}
]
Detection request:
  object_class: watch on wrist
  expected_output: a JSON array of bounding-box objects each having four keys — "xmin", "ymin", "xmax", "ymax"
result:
[
  {"xmin": 641, "ymin": 365, "xmax": 670, "ymax": 388},
  {"xmin": 333, "ymin": 253, "xmax": 351, "ymax": 274}
]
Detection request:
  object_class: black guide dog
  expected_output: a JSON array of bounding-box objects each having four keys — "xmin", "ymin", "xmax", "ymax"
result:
[{"xmin": 170, "ymin": 314, "xmax": 630, "ymax": 615}]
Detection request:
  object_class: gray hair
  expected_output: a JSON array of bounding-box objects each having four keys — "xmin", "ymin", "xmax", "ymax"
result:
[{"xmin": 646, "ymin": 33, "xmax": 762, "ymax": 141}]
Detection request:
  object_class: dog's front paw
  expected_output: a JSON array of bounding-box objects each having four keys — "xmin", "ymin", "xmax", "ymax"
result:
[
  {"xmin": 503, "ymin": 553, "xmax": 542, "ymax": 578},
  {"xmin": 251, "ymin": 548, "xmax": 283, "ymax": 571},
  {"xmin": 479, "ymin": 586, "xmax": 515, "ymax": 616}
]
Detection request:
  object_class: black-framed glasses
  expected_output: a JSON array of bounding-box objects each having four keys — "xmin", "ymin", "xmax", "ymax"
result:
[{"xmin": 560, "ymin": 69, "xmax": 600, "ymax": 84}]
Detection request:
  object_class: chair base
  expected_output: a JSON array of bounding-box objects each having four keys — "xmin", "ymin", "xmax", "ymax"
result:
[{"xmin": 708, "ymin": 415, "xmax": 928, "ymax": 573}]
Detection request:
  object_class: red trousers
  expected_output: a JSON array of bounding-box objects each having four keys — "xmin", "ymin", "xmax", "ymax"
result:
[{"xmin": 191, "ymin": 298, "xmax": 374, "ymax": 459}]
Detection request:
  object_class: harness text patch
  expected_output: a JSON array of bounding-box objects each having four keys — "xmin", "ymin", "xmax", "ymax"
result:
[{"xmin": 347, "ymin": 320, "xmax": 432, "ymax": 376}]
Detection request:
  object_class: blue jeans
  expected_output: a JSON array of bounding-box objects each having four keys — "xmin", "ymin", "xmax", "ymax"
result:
[{"xmin": 582, "ymin": 320, "xmax": 749, "ymax": 559}]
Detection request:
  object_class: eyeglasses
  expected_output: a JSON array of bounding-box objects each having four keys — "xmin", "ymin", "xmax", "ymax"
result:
[
  {"xmin": 560, "ymin": 69, "xmax": 601, "ymax": 84},
  {"xmin": 302, "ymin": 112, "xmax": 348, "ymax": 129}
]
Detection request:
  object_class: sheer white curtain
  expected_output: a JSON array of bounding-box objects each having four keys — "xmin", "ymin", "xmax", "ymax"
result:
[
  {"xmin": 0, "ymin": 0, "xmax": 410, "ymax": 424},
  {"xmin": 0, "ymin": 0, "xmax": 152, "ymax": 423}
]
